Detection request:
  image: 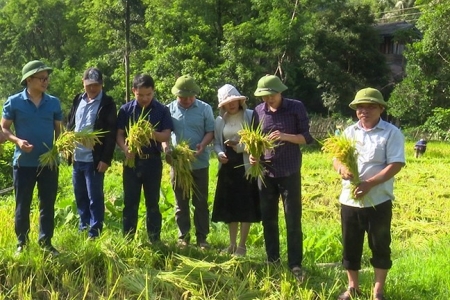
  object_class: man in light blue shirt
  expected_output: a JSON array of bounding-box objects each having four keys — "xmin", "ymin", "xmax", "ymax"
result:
[
  {"xmin": 66, "ymin": 68, "xmax": 117, "ymax": 239},
  {"xmin": 163, "ymin": 75, "xmax": 214, "ymax": 249}
]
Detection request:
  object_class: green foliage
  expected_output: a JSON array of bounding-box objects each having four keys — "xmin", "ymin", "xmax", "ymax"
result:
[
  {"xmin": 0, "ymin": 141, "xmax": 14, "ymax": 188},
  {"xmin": 389, "ymin": 2, "xmax": 450, "ymax": 124},
  {"xmin": 421, "ymin": 107, "xmax": 450, "ymax": 140}
]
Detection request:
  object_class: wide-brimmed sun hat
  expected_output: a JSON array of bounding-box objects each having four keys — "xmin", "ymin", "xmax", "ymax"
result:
[
  {"xmin": 254, "ymin": 75, "xmax": 288, "ymax": 97},
  {"xmin": 20, "ymin": 60, "xmax": 53, "ymax": 86},
  {"xmin": 217, "ymin": 84, "xmax": 247, "ymax": 108},
  {"xmin": 171, "ymin": 75, "xmax": 201, "ymax": 97},
  {"xmin": 349, "ymin": 87, "xmax": 388, "ymax": 110}
]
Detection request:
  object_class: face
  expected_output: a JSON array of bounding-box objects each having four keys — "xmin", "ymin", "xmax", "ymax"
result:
[
  {"xmin": 355, "ymin": 103, "xmax": 384, "ymax": 128},
  {"xmin": 83, "ymin": 82, "xmax": 102, "ymax": 99},
  {"xmin": 26, "ymin": 70, "xmax": 49, "ymax": 93},
  {"xmin": 132, "ymin": 86, "xmax": 154, "ymax": 107},
  {"xmin": 177, "ymin": 96, "xmax": 195, "ymax": 109},
  {"xmin": 223, "ymin": 100, "xmax": 240, "ymax": 115},
  {"xmin": 261, "ymin": 92, "xmax": 282, "ymax": 108}
]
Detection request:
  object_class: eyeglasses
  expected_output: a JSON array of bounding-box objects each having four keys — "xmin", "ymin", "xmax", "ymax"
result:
[{"xmin": 31, "ymin": 76, "xmax": 49, "ymax": 83}]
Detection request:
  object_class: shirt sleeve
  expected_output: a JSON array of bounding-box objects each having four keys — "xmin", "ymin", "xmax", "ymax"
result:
[
  {"xmin": 2, "ymin": 97, "xmax": 14, "ymax": 120},
  {"xmin": 54, "ymin": 98, "xmax": 63, "ymax": 121},
  {"xmin": 295, "ymin": 101, "xmax": 314, "ymax": 144},
  {"xmin": 386, "ymin": 128, "xmax": 406, "ymax": 164},
  {"xmin": 204, "ymin": 104, "xmax": 215, "ymax": 132},
  {"xmin": 117, "ymin": 105, "xmax": 128, "ymax": 130},
  {"xmin": 159, "ymin": 105, "xmax": 174, "ymax": 131}
]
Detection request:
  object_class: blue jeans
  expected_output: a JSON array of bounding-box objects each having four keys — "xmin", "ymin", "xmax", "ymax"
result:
[
  {"xmin": 259, "ymin": 171, "xmax": 303, "ymax": 269},
  {"xmin": 13, "ymin": 166, "xmax": 58, "ymax": 247},
  {"xmin": 123, "ymin": 156, "xmax": 163, "ymax": 242},
  {"xmin": 72, "ymin": 161, "xmax": 105, "ymax": 238},
  {"xmin": 171, "ymin": 167, "xmax": 209, "ymax": 242}
]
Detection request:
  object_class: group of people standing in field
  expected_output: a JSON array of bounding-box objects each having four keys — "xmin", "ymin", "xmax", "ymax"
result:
[{"xmin": 0, "ymin": 60, "xmax": 405, "ymax": 300}]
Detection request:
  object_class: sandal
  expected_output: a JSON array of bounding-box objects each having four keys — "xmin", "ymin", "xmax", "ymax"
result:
[
  {"xmin": 221, "ymin": 244, "xmax": 237, "ymax": 254},
  {"xmin": 291, "ymin": 266, "xmax": 305, "ymax": 283},
  {"xmin": 338, "ymin": 287, "xmax": 362, "ymax": 300},
  {"xmin": 233, "ymin": 246, "xmax": 246, "ymax": 257},
  {"xmin": 374, "ymin": 293, "xmax": 386, "ymax": 300}
]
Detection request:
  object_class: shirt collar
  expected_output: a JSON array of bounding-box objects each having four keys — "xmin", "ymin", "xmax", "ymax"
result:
[
  {"xmin": 355, "ymin": 118, "xmax": 386, "ymax": 131},
  {"xmin": 263, "ymin": 97, "xmax": 286, "ymax": 112},
  {"xmin": 131, "ymin": 98, "xmax": 157, "ymax": 110},
  {"xmin": 82, "ymin": 90, "xmax": 103, "ymax": 102},
  {"xmin": 22, "ymin": 89, "xmax": 48, "ymax": 101}
]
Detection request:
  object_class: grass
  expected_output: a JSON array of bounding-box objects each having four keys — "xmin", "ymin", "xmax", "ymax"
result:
[{"xmin": 0, "ymin": 141, "xmax": 449, "ymax": 299}]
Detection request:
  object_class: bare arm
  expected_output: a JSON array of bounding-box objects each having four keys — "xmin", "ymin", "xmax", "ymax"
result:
[
  {"xmin": 1, "ymin": 118, "xmax": 34, "ymax": 152},
  {"xmin": 54, "ymin": 120, "xmax": 61, "ymax": 140},
  {"xmin": 116, "ymin": 128, "xmax": 134, "ymax": 160}
]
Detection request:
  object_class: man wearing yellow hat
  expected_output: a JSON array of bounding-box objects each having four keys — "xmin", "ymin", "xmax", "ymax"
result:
[
  {"xmin": 250, "ymin": 75, "xmax": 313, "ymax": 281},
  {"xmin": 333, "ymin": 88, "xmax": 405, "ymax": 300},
  {"xmin": 1, "ymin": 60, "xmax": 63, "ymax": 256},
  {"xmin": 163, "ymin": 75, "xmax": 215, "ymax": 249}
]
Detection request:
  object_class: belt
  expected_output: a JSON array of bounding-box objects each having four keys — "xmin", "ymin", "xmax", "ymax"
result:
[{"xmin": 137, "ymin": 153, "xmax": 160, "ymax": 159}]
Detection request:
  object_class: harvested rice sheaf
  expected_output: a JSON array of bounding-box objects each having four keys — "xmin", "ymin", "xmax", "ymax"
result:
[
  {"xmin": 237, "ymin": 121, "xmax": 276, "ymax": 183},
  {"xmin": 170, "ymin": 141, "xmax": 196, "ymax": 199},
  {"xmin": 39, "ymin": 128, "xmax": 105, "ymax": 170},
  {"xmin": 321, "ymin": 135, "xmax": 360, "ymax": 186},
  {"xmin": 124, "ymin": 112, "xmax": 155, "ymax": 168}
]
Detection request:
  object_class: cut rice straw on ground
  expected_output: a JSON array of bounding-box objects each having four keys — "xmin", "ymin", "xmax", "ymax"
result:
[
  {"xmin": 321, "ymin": 135, "xmax": 360, "ymax": 187},
  {"xmin": 39, "ymin": 128, "xmax": 105, "ymax": 170},
  {"xmin": 238, "ymin": 121, "xmax": 276, "ymax": 184},
  {"xmin": 124, "ymin": 111, "xmax": 155, "ymax": 168},
  {"xmin": 170, "ymin": 141, "xmax": 196, "ymax": 199}
]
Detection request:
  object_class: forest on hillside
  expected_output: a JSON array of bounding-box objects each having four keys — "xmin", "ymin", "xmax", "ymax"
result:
[{"xmin": 0, "ymin": 0, "xmax": 449, "ymax": 129}]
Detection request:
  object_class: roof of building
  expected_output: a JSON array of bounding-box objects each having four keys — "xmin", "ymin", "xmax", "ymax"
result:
[{"xmin": 374, "ymin": 21, "xmax": 418, "ymax": 37}]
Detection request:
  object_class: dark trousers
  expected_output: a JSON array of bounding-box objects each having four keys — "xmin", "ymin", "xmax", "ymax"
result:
[
  {"xmin": 171, "ymin": 167, "xmax": 209, "ymax": 242},
  {"xmin": 341, "ymin": 200, "xmax": 393, "ymax": 270},
  {"xmin": 13, "ymin": 166, "xmax": 58, "ymax": 247},
  {"xmin": 73, "ymin": 161, "xmax": 105, "ymax": 237},
  {"xmin": 123, "ymin": 157, "xmax": 163, "ymax": 242},
  {"xmin": 259, "ymin": 171, "xmax": 302, "ymax": 269}
]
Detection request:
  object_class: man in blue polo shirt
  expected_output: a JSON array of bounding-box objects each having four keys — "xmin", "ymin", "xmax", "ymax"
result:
[
  {"xmin": 116, "ymin": 74, "xmax": 173, "ymax": 243},
  {"xmin": 1, "ymin": 60, "xmax": 63, "ymax": 256},
  {"xmin": 250, "ymin": 75, "xmax": 313, "ymax": 281},
  {"xmin": 163, "ymin": 75, "xmax": 215, "ymax": 249}
]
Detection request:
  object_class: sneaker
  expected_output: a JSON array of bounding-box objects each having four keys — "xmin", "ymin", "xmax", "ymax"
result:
[
  {"xmin": 15, "ymin": 245, "xmax": 26, "ymax": 256},
  {"xmin": 41, "ymin": 245, "xmax": 60, "ymax": 257},
  {"xmin": 197, "ymin": 240, "xmax": 210, "ymax": 250},
  {"xmin": 233, "ymin": 246, "xmax": 246, "ymax": 257}
]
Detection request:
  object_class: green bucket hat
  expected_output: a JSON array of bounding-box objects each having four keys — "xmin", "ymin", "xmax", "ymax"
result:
[
  {"xmin": 20, "ymin": 60, "xmax": 53, "ymax": 86},
  {"xmin": 254, "ymin": 75, "xmax": 288, "ymax": 97},
  {"xmin": 349, "ymin": 87, "xmax": 388, "ymax": 110},
  {"xmin": 171, "ymin": 75, "xmax": 201, "ymax": 97}
]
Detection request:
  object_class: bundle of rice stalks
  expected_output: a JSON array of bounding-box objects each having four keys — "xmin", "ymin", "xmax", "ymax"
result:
[
  {"xmin": 237, "ymin": 122, "xmax": 276, "ymax": 183},
  {"xmin": 170, "ymin": 141, "xmax": 196, "ymax": 199},
  {"xmin": 321, "ymin": 135, "xmax": 360, "ymax": 187},
  {"xmin": 124, "ymin": 112, "xmax": 155, "ymax": 168},
  {"xmin": 39, "ymin": 128, "xmax": 105, "ymax": 170}
]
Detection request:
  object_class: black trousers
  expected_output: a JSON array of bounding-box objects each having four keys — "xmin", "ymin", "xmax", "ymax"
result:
[{"xmin": 341, "ymin": 200, "xmax": 393, "ymax": 270}]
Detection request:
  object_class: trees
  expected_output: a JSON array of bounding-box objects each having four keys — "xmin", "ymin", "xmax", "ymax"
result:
[{"xmin": 388, "ymin": 2, "xmax": 450, "ymax": 125}]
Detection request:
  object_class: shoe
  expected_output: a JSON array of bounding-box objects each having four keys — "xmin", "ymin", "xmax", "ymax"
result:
[
  {"xmin": 15, "ymin": 245, "xmax": 26, "ymax": 256},
  {"xmin": 177, "ymin": 239, "xmax": 189, "ymax": 248},
  {"xmin": 41, "ymin": 245, "xmax": 60, "ymax": 257},
  {"xmin": 338, "ymin": 287, "xmax": 362, "ymax": 300},
  {"xmin": 291, "ymin": 266, "xmax": 305, "ymax": 283},
  {"xmin": 197, "ymin": 240, "xmax": 210, "ymax": 250},
  {"xmin": 221, "ymin": 244, "xmax": 237, "ymax": 254},
  {"xmin": 374, "ymin": 293, "xmax": 386, "ymax": 300},
  {"xmin": 233, "ymin": 246, "xmax": 246, "ymax": 257}
]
